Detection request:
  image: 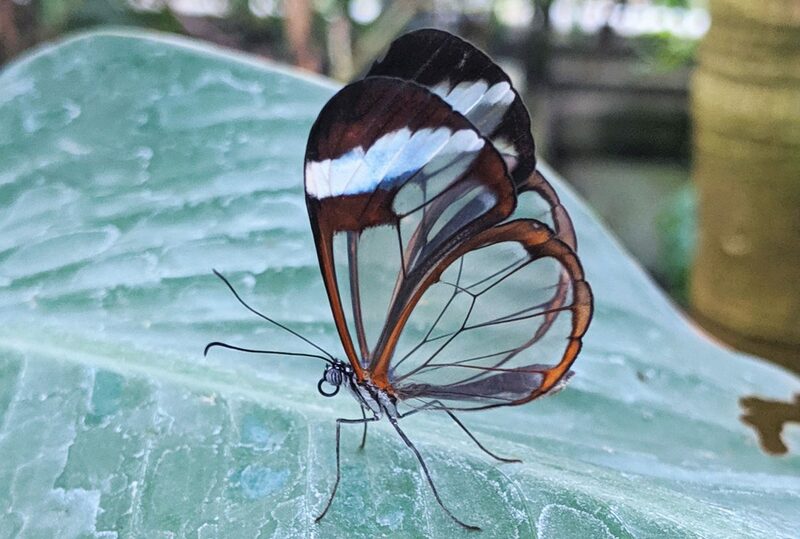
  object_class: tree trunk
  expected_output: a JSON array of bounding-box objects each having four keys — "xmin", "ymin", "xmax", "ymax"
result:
[{"xmin": 690, "ymin": 0, "xmax": 800, "ymax": 372}]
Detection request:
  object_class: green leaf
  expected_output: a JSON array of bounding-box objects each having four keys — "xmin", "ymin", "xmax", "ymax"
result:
[{"xmin": 0, "ymin": 29, "xmax": 798, "ymax": 538}]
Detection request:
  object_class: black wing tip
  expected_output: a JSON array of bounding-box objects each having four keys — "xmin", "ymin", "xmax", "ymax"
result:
[
  {"xmin": 382, "ymin": 27, "xmax": 482, "ymax": 56},
  {"xmin": 372, "ymin": 27, "xmax": 512, "ymax": 86},
  {"xmin": 367, "ymin": 27, "xmax": 535, "ymax": 182},
  {"xmin": 392, "ymin": 27, "xmax": 464, "ymax": 43}
]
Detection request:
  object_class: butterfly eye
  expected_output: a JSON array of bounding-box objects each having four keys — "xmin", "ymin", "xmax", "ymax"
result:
[{"xmin": 318, "ymin": 366, "xmax": 342, "ymax": 397}]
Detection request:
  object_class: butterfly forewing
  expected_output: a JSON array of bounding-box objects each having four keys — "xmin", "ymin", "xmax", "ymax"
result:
[
  {"xmin": 367, "ymin": 28, "xmax": 535, "ymax": 186},
  {"xmin": 305, "ymin": 77, "xmax": 516, "ymax": 377}
]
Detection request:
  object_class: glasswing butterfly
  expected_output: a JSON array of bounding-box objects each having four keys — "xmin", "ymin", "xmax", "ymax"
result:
[{"xmin": 206, "ymin": 28, "xmax": 592, "ymax": 531}]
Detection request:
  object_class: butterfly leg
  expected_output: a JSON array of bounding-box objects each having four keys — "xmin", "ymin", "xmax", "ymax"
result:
[
  {"xmin": 388, "ymin": 416, "xmax": 481, "ymax": 531},
  {"xmin": 358, "ymin": 406, "xmax": 368, "ymax": 450},
  {"xmin": 315, "ymin": 415, "xmax": 378, "ymax": 523},
  {"xmin": 400, "ymin": 401, "xmax": 521, "ymax": 463}
]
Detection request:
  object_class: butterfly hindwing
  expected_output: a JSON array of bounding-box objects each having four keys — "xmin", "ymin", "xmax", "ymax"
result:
[{"xmin": 375, "ymin": 218, "xmax": 592, "ymax": 410}]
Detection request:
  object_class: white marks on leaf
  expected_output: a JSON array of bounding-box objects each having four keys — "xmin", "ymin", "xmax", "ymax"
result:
[
  {"xmin": 537, "ymin": 504, "xmax": 617, "ymax": 539},
  {"xmin": 376, "ymin": 509, "xmax": 405, "ymax": 531},
  {"xmin": 0, "ymin": 227, "xmax": 120, "ymax": 281},
  {"xmin": 0, "ymin": 361, "xmax": 104, "ymax": 538},
  {"xmin": 305, "ymin": 127, "xmax": 484, "ymax": 199},
  {"xmin": 192, "ymin": 69, "xmax": 264, "ymax": 95},
  {"xmin": 63, "ymin": 100, "xmax": 82, "ymax": 122},
  {"xmin": 240, "ymin": 412, "xmax": 287, "ymax": 452},
  {"xmin": 57, "ymin": 138, "xmax": 92, "ymax": 156},
  {"xmin": 239, "ymin": 465, "xmax": 289, "ymax": 499}
]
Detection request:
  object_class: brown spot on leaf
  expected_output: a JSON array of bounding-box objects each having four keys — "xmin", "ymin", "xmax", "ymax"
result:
[{"xmin": 740, "ymin": 394, "xmax": 800, "ymax": 455}]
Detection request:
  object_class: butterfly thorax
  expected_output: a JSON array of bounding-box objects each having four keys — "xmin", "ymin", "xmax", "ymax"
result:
[
  {"xmin": 349, "ymin": 378, "xmax": 399, "ymax": 419},
  {"xmin": 318, "ymin": 360, "xmax": 399, "ymax": 419}
]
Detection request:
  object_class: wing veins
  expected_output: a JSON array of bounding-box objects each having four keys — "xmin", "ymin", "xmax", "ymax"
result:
[
  {"xmin": 463, "ymin": 303, "xmax": 576, "ymax": 332},
  {"xmin": 392, "ymin": 282, "xmax": 574, "ymax": 386},
  {"xmin": 392, "ymin": 258, "xmax": 465, "ymax": 371},
  {"xmin": 395, "ymin": 346, "xmax": 518, "ymax": 383},
  {"xmin": 347, "ymin": 231, "xmax": 370, "ymax": 363},
  {"xmin": 395, "ymin": 292, "xmax": 477, "ymax": 381}
]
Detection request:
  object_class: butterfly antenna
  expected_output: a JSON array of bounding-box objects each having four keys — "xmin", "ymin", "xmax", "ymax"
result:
[
  {"xmin": 204, "ymin": 341, "xmax": 334, "ymax": 365},
  {"xmin": 211, "ymin": 269, "xmax": 336, "ymax": 361}
]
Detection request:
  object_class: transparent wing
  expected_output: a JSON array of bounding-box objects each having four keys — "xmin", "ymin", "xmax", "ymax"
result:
[
  {"xmin": 304, "ymin": 77, "xmax": 515, "ymax": 378},
  {"xmin": 385, "ymin": 219, "xmax": 593, "ymax": 411}
]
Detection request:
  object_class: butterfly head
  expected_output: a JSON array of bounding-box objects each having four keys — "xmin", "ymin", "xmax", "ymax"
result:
[{"xmin": 317, "ymin": 359, "xmax": 351, "ymax": 397}]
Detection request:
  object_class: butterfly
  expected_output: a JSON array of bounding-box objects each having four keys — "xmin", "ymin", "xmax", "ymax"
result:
[{"xmin": 207, "ymin": 28, "xmax": 592, "ymax": 531}]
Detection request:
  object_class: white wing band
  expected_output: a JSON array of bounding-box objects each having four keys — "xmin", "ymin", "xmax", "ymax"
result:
[{"xmin": 306, "ymin": 127, "xmax": 484, "ymax": 199}]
